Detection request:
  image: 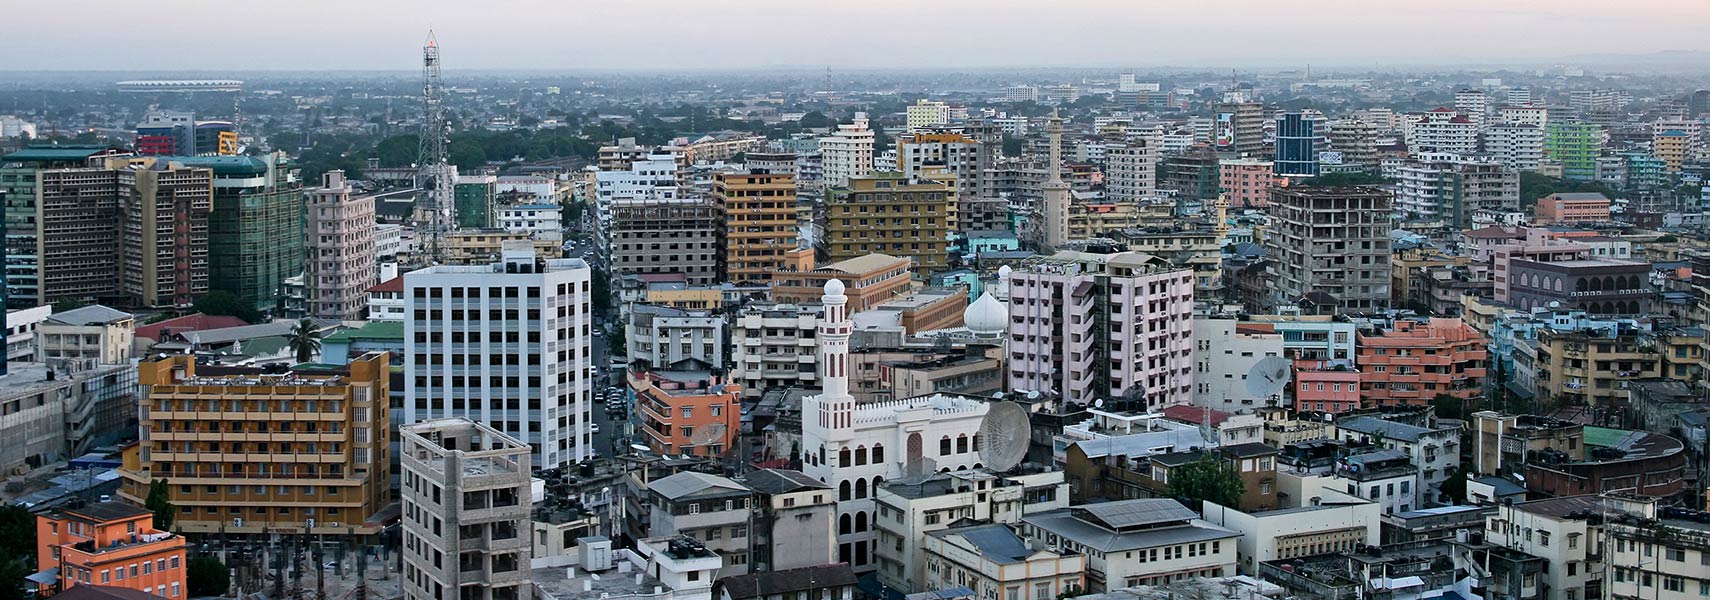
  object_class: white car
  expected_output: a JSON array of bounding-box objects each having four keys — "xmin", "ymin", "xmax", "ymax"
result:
[{"xmin": 590, "ymin": 423, "xmax": 602, "ymax": 434}]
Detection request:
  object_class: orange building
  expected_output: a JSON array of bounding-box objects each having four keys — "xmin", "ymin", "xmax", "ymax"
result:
[
  {"xmin": 1356, "ymin": 318, "xmax": 1487, "ymax": 408},
  {"xmin": 1534, "ymin": 192, "xmax": 1611, "ymax": 225},
  {"xmin": 34, "ymin": 502, "xmax": 187, "ymax": 597},
  {"xmin": 631, "ymin": 368, "xmax": 742, "ymax": 459},
  {"xmin": 770, "ymin": 248, "xmax": 913, "ymax": 313}
]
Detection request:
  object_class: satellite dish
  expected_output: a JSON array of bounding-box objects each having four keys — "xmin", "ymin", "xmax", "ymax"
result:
[
  {"xmin": 977, "ymin": 401, "xmax": 1031, "ymax": 473},
  {"xmin": 1093, "ymin": 399, "xmax": 1105, "ymax": 409},
  {"xmin": 688, "ymin": 424, "xmax": 726, "ymax": 448},
  {"xmin": 904, "ymin": 456, "xmax": 938, "ymax": 477},
  {"xmin": 1246, "ymin": 356, "xmax": 1293, "ymax": 401}
]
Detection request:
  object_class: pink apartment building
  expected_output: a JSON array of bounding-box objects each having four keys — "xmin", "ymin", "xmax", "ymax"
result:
[
  {"xmin": 1295, "ymin": 367, "xmax": 1362, "ymax": 414},
  {"xmin": 1219, "ymin": 158, "xmax": 1285, "ymax": 208},
  {"xmin": 305, "ymin": 170, "xmax": 377, "ymax": 321},
  {"xmin": 1007, "ymin": 250, "xmax": 1194, "ymax": 408},
  {"xmin": 1534, "ymin": 192, "xmax": 1611, "ymax": 225}
]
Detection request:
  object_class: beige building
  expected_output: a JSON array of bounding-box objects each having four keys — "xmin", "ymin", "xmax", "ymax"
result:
[
  {"xmin": 36, "ymin": 304, "xmax": 135, "ymax": 364},
  {"xmin": 826, "ymin": 174, "xmax": 952, "ymax": 273},
  {"xmin": 444, "ymin": 229, "xmax": 560, "ymax": 265},
  {"xmin": 716, "ymin": 172, "xmax": 797, "ymax": 284},
  {"xmin": 1535, "ymin": 328, "xmax": 1660, "ymax": 407},
  {"xmin": 304, "ymin": 170, "xmax": 376, "ymax": 321},
  {"xmin": 923, "ymin": 523, "xmax": 1087, "ymax": 600},
  {"xmin": 772, "ymin": 249, "xmax": 914, "ymax": 313},
  {"xmin": 119, "ymin": 352, "xmax": 392, "ymax": 536}
]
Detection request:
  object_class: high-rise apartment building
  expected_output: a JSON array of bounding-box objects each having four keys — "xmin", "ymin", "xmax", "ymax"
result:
[
  {"xmin": 0, "ymin": 155, "xmax": 212, "ymax": 308},
  {"xmin": 1410, "ymin": 109, "xmax": 1479, "ymax": 155},
  {"xmin": 197, "ymin": 153, "xmax": 305, "ymax": 313},
  {"xmin": 1219, "ymin": 158, "xmax": 1282, "ymax": 208},
  {"xmin": 1264, "ymin": 186, "xmax": 1393, "ymax": 313},
  {"xmin": 1394, "ymin": 154, "xmax": 1520, "ymax": 229},
  {"xmin": 819, "ymin": 113, "xmax": 874, "ymax": 189},
  {"xmin": 906, "ymin": 100, "xmax": 951, "ymax": 131},
  {"xmin": 1483, "ymin": 124, "xmax": 1545, "ymax": 171},
  {"xmin": 895, "ymin": 130, "xmax": 982, "ymax": 202},
  {"xmin": 1453, "ymin": 89, "xmax": 1489, "ymax": 130},
  {"xmin": 825, "ymin": 174, "xmax": 952, "ymax": 273},
  {"xmin": 1103, "ymin": 141, "xmax": 1157, "ymax": 202},
  {"xmin": 1, "ymin": 146, "xmax": 132, "ymax": 308},
  {"xmin": 608, "ymin": 198, "xmax": 723, "ymax": 286},
  {"xmin": 121, "ymin": 352, "xmax": 393, "ymax": 535},
  {"xmin": 134, "ymin": 110, "xmax": 195, "ymax": 156},
  {"xmin": 400, "ymin": 418, "xmax": 534, "ymax": 600},
  {"xmin": 1274, "ymin": 112, "xmax": 1324, "ymax": 177},
  {"xmin": 1007, "ymin": 250, "xmax": 1195, "ymax": 408},
  {"xmin": 118, "ymin": 161, "xmax": 214, "ymax": 308},
  {"xmin": 1325, "ymin": 119, "xmax": 1378, "ymax": 173},
  {"xmin": 1355, "ymin": 318, "xmax": 1486, "ymax": 409},
  {"xmin": 404, "ymin": 244, "xmax": 593, "ymax": 468},
  {"xmin": 1544, "ymin": 123, "xmax": 1603, "ymax": 181},
  {"xmin": 1654, "ymin": 130, "xmax": 1690, "ymax": 172},
  {"xmin": 1212, "ymin": 101, "xmax": 1266, "ymax": 156},
  {"xmin": 715, "ymin": 172, "xmax": 797, "ymax": 284},
  {"xmin": 305, "ymin": 170, "xmax": 376, "ymax": 321}
]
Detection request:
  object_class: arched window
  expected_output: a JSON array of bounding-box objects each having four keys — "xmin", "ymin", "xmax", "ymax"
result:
[
  {"xmin": 940, "ymin": 436, "xmax": 952, "ymax": 456},
  {"xmin": 855, "ymin": 446, "xmax": 867, "ymax": 466},
  {"xmin": 855, "ymin": 478, "xmax": 868, "ymax": 499},
  {"xmin": 839, "ymin": 514, "xmax": 852, "ymax": 535},
  {"xmin": 873, "ymin": 476, "xmax": 884, "ymax": 493},
  {"xmin": 1602, "ymin": 276, "xmax": 1616, "ymax": 291},
  {"xmin": 1576, "ymin": 279, "xmax": 1588, "ymax": 292},
  {"xmin": 956, "ymin": 434, "xmax": 969, "ymax": 454},
  {"xmin": 839, "ymin": 480, "xmax": 851, "ymax": 501},
  {"xmin": 855, "ymin": 511, "xmax": 868, "ymax": 533},
  {"xmin": 1553, "ymin": 278, "xmax": 1563, "ymax": 292},
  {"xmin": 872, "ymin": 444, "xmax": 885, "ymax": 464},
  {"xmin": 839, "ymin": 447, "xmax": 851, "ymax": 468}
]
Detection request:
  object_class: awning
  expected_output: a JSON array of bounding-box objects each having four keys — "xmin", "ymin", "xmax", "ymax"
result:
[{"xmin": 26, "ymin": 567, "xmax": 59, "ymax": 585}]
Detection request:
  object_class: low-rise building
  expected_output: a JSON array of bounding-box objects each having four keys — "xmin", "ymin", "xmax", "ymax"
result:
[
  {"xmin": 33, "ymin": 502, "xmax": 188, "ymax": 598},
  {"xmin": 714, "ymin": 564, "xmax": 857, "ymax": 600},
  {"xmin": 36, "ymin": 305, "xmax": 135, "ymax": 364},
  {"xmin": 648, "ymin": 472, "xmax": 754, "ymax": 577},
  {"xmin": 874, "ymin": 470, "xmax": 1070, "ymax": 594},
  {"xmin": 923, "ymin": 523, "xmax": 1087, "ymax": 600},
  {"xmin": 1330, "ymin": 416, "xmax": 1461, "ymax": 506},
  {"xmin": 0, "ymin": 361, "xmax": 137, "ymax": 474},
  {"xmin": 632, "ymin": 370, "xmax": 743, "ymax": 459},
  {"xmin": 1019, "ymin": 499, "xmax": 1239, "ymax": 591},
  {"xmin": 741, "ymin": 469, "xmax": 836, "ymax": 573},
  {"xmin": 627, "ymin": 305, "xmax": 725, "ymax": 370},
  {"xmin": 1201, "ymin": 487, "xmax": 1380, "ymax": 575},
  {"xmin": 1354, "ymin": 318, "xmax": 1487, "ymax": 409},
  {"xmin": 771, "ymin": 250, "xmax": 914, "ymax": 312}
]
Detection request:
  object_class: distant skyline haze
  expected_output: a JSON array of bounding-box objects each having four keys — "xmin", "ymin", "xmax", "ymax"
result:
[{"xmin": 4, "ymin": 0, "xmax": 1710, "ymax": 71}]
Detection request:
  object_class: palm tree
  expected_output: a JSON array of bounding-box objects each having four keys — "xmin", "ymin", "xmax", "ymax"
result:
[{"xmin": 288, "ymin": 319, "xmax": 322, "ymax": 364}]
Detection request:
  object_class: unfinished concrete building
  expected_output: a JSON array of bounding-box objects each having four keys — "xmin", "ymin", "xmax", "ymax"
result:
[{"xmin": 401, "ymin": 418, "xmax": 534, "ymax": 600}]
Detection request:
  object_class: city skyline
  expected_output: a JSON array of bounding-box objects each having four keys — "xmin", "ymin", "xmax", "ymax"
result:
[{"xmin": 4, "ymin": 0, "xmax": 1710, "ymax": 71}]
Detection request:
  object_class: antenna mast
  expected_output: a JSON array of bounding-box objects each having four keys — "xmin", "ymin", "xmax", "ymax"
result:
[{"xmin": 419, "ymin": 30, "xmax": 456, "ymax": 263}]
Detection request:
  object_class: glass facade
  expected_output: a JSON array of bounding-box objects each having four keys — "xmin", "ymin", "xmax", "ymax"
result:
[
  {"xmin": 205, "ymin": 154, "xmax": 304, "ymax": 313},
  {"xmin": 1274, "ymin": 113, "xmax": 1322, "ymax": 177}
]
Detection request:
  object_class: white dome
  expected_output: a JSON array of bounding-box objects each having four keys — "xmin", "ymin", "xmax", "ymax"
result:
[
  {"xmin": 997, "ymin": 265, "xmax": 1012, "ymax": 279},
  {"xmin": 824, "ymin": 278, "xmax": 846, "ymax": 297},
  {"xmin": 963, "ymin": 292, "xmax": 1008, "ymax": 336}
]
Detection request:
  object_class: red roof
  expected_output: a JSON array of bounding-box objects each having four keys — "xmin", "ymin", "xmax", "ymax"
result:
[
  {"xmin": 1429, "ymin": 107, "xmax": 1456, "ymax": 113},
  {"xmin": 1160, "ymin": 404, "xmax": 1230, "ymax": 427},
  {"xmin": 136, "ymin": 313, "xmax": 250, "ymax": 341},
  {"xmin": 1448, "ymin": 116, "xmax": 1473, "ymax": 124},
  {"xmin": 368, "ymin": 276, "xmax": 404, "ymax": 294}
]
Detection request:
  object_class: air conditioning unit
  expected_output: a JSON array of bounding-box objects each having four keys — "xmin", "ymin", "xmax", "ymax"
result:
[
  {"xmin": 306, "ymin": 519, "xmax": 316, "ymax": 529},
  {"xmin": 327, "ymin": 522, "xmax": 342, "ymax": 528},
  {"xmin": 233, "ymin": 518, "xmax": 244, "ymax": 527}
]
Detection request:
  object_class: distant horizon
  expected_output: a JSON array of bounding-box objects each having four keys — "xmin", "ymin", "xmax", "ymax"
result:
[{"xmin": 3, "ymin": 0, "xmax": 1709, "ymax": 72}]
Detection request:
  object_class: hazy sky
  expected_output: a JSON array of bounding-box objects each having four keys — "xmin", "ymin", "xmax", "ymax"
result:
[{"xmin": 6, "ymin": 0, "xmax": 1710, "ymax": 71}]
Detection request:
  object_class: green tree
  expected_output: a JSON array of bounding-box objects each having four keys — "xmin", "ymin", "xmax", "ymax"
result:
[
  {"xmin": 373, "ymin": 134, "xmax": 421, "ymax": 167},
  {"xmin": 0, "ymin": 504, "xmax": 35, "ymax": 561},
  {"xmin": 1001, "ymin": 136, "xmax": 1024, "ymax": 158},
  {"xmin": 145, "ymin": 479, "xmax": 174, "ymax": 532},
  {"xmin": 449, "ymin": 138, "xmax": 488, "ymax": 170},
  {"xmin": 608, "ymin": 327, "xmax": 626, "ymax": 357},
  {"xmin": 590, "ymin": 268, "xmax": 612, "ymax": 315},
  {"xmin": 798, "ymin": 111, "xmax": 830, "ymax": 129},
  {"xmin": 288, "ymin": 319, "xmax": 323, "ymax": 364},
  {"xmin": 1297, "ymin": 172, "xmax": 1390, "ymax": 187},
  {"xmin": 1166, "ymin": 455, "xmax": 1245, "ymax": 510},
  {"xmin": 193, "ymin": 290, "xmax": 262, "ymax": 323},
  {"xmin": 1440, "ymin": 464, "xmax": 1474, "ymax": 505},
  {"xmin": 0, "ymin": 555, "xmax": 27, "ymax": 600},
  {"xmin": 187, "ymin": 556, "xmax": 231, "ymax": 597}
]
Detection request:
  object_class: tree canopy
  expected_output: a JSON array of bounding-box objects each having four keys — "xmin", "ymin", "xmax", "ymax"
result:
[
  {"xmin": 193, "ymin": 290, "xmax": 262, "ymax": 324},
  {"xmin": 145, "ymin": 479, "xmax": 175, "ymax": 532},
  {"xmin": 1166, "ymin": 455, "xmax": 1245, "ymax": 510},
  {"xmin": 187, "ymin": 556, "xmax": 230, "ymax": 597},
  {"xmin": 1519, "ymin": 171, "xmax": 1615, "ymax": 203}
]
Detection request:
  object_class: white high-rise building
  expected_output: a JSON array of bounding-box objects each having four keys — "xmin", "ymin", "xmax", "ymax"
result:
[
  {"xmin": 906, "ymin": 100, "xmax": 951, "ymax": 131},
  {"xmin": 404, "ymin": 242, "xmax": 594, "ymax": 468},
  {"xmin": 1103, "ymin": 141, "xmax": 1157, "ymax": 203},
  {"xmin": 1410, "ymin": 108, "xmax": 1479, "ymax": 155},
  {"xmin": 305, "ymin": 170, "xmax": 377, "ymax": 321},
  {"xmin": 819, "ymin": 113, "xmax": 874, "ymax": 189},
  {"xmin": 1498, "ymin": 105, "xmax": 1548, "ymax": 129},
  {"xmin": 1454, "ymin": 89, "xmax": 1489, "ymax": 130},
  {"xmin": 1484, "ymin": 124, "xmax": 1546, "ymax": 171},
  {"xmin": 800, "ymin": 279, "xmax": 994, "ymax": 575},
  {"xmin": 1191, "ymin": 317, "xmax": 1285, "ymax": 412}
]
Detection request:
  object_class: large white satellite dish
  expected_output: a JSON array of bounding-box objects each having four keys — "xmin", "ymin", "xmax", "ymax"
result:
[
  {"xmin": 977, "ymin": 401, "xmax": 1031, "ymax": 472},
  {"xmin": 1246, "ymin": 356, "xmax": 1293, "ymax": 401}
]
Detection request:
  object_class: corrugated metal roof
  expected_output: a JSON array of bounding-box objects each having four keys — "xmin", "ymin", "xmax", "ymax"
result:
[
  {"xmin": 648, "ymin": 471, "xmax": 748, "ymax": 500},
  {"xmin": 1078, "ymin": 498, "xmax": 1199, "ymax": 529}
]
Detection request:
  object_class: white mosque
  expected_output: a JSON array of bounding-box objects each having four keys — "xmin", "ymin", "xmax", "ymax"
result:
[{"xmin": 800, "ymin": 277, "xmax": 1009, "ymax": 573}]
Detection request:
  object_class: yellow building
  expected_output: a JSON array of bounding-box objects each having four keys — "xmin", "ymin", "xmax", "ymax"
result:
[
  {"xmin": 445, "ymin": 229, "xmax": 560, "ymax": 265},
  {"xmin": 1654, "ymin": 131, "xmax": 1690, "ymax": 172},
  {"xmin": 1065, "ymin": 202, "xmax": 1145, "ymax": 239},
  {"xmin": 1534, "ymin": 329, "xmax": 1660, "ymax": 408},
  {"xmin": 825, "ymin": 173, "xmax": 952, "ymax": 273},
  {"xmin": 716, "ymin": 172, "xmax": 797, "ymax": 284},
  {"xmin": 644, "ymin": 287, "xmax": 724, "ymax": 311},
  {"xmin": 118, "ymin": 352, "xmax": 393, "ymax": 536}
]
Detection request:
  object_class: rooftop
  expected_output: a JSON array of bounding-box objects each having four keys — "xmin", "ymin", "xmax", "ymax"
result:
[
  {"xmin": 650, "ymin": 471, "xmax": 749, "ymax": 501},
  {"xmin": 1513, "ymin": 495, "xmax": 1605, "ymax": 519},
  {"xmin": 1336, "ymin": 416, "xmax": 1443, "ymax": 443},
  {"xmin": 931, "ymin": 523, "xmax": 1037, "ymax": 563},
  {"xmin": 718, "ymin": 564, "xmax": 857, "ymax": 600},
  {"xmin": 45, "ymin": 305, "xmax": 133, "ymax": 326},
  {"xmin": 1025, "ymin": 507, "xmax": 1236, "ymax": 552},
  {"xmin": 741, "ymin": 468, "xmax": 830, "ymax": 495},
  {"xmin": 60, "ymin": 501, "xmax": 151, "ymax": 523}
]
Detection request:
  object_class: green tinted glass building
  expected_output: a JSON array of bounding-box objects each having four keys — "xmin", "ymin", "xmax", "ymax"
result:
[
  {"xmin": 454, "ymin": 175, "xmax": 496, "ymax": 229},
  {"xmin": 187, "ymin": 153, "xmax": 304, "ymax": 313},
  {"xmin": 1545, "ymin": 122, "xmax": 1602, "ymax": 181}
]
